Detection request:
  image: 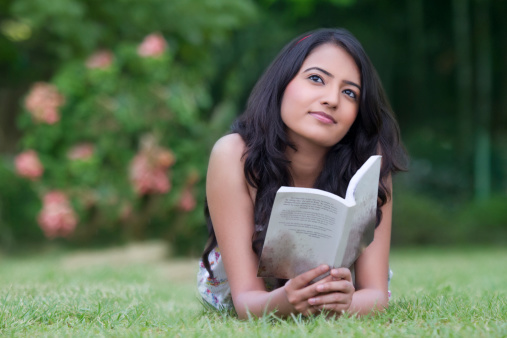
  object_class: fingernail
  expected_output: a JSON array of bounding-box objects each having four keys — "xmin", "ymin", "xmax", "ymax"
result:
[
  {"xmin": 316, "ymin": 285, "xmax": 324, "ymax": 292},
  {"xmin": 309, "ymin": 298, "xmax": 315, "ymax": 305},
  {"xmin": 321, "ymin": 265, "xmax": 329, "ymax": 272}
]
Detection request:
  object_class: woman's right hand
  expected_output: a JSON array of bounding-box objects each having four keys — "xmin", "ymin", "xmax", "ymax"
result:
[{"xmin": 283, "ymin": 264, "xmax": 331, "ymax": 316}]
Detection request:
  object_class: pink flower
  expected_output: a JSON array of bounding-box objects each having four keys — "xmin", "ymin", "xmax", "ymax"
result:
[
  {"xmin": 178, "ymin": 188, "xmax": 196, "ymax": 212},
  {"xmin": 156, "ymin": 149, "xmax": 175, "ymax": 168},
  {"xmin": 67, "ymin": 143, "xmax": 94, "ymax": 160},
  {"xmin": 14, "ymin": 150, "xmax": 44, "ymax": 180},
  {"xmin": 129, "ymin": 153, "xmax": 171, "ymax": 195},
  {"xmin": 129, "ymin": 136, "xmax": 175, "ymax": 195},
  {"xmin": 86, "ymin": 50, "xmax": 114, "ymax": 69},
  {"xmin": 137, "ymin": 33, "xmax": 167, "ymax": 57},
  {"xmin": 24, "ymin": 82, "xmax": 65, "ymax": 124},
  {"xmin": 38, "ymin": 191, "xmax": 78, "ymax": 239}
]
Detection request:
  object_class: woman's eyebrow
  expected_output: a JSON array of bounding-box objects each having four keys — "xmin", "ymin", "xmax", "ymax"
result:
[
  {"xmin": 303, "ymin": 67, "xmax": 361, "ymax": 90},
  {"xmin": 303, "ymin": 67, "xmax": 332, "ymax": 77},
  {"xmin": 344, "ymin": 80, "xmax": 362, "ymax": 91}
]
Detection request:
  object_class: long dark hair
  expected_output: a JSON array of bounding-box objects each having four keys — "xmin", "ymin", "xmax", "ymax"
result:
[{"xmin": 201, "ymin": 28, "xmax": 407, "ymax": 277}]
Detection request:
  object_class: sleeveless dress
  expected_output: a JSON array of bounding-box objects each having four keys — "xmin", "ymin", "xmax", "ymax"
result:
[
  {"xmin": 197, "ymin": 247, "xmax": 233, "ymax": 309},
  {"xmin": 197, "ymin": 246, "xmax": 392, "ymax": 310}
]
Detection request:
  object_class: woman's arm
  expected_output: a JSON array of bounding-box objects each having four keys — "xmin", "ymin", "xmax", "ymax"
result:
[
  {"xmin": 349, "ymin": 184, "xmax": 392, "ymax": 315},
  {"xmin": 206, "ymin": 134, "xmax": 329, "ymax": 319},
  {"xmin": 309, "ymin": 176, "xmax": 393, "ymax": 316}
]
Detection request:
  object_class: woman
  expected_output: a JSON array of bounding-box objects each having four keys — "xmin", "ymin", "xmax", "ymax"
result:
[{"xmin": 197, "ymin": 28, "xmax": 406, "ymax": 319}]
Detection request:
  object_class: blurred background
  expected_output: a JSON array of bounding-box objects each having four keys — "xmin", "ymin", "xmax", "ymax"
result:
[{"xmin": 0, "ymin": 0, "xmax": 505, "ymax": 256}]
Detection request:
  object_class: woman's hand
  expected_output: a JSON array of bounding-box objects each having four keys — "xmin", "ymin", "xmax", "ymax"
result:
[
  {"xmin": 283, "ymin": 264, "xmax": 332, "ymax": 316},
  {"xmin": 307, "ymin": 268, "xmax": 355, "ymax": 315}
]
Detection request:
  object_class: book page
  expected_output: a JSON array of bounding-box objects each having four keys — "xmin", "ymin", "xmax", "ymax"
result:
[
  {"xmin": 335, "ymin": 156, "xmax": 380, "ymax": 268},
  {"xmin": 338, "ymin": 193, "xmax": 376, "ymax": 268},
  {"xmin": 257, "ymin": 190, "xmax": 348, "ymax": 280}
]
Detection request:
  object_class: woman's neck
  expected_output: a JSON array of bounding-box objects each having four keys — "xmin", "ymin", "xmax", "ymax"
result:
[{"xmin": 285, "ymin": 142, "xmax": 328, "ymax": 188}]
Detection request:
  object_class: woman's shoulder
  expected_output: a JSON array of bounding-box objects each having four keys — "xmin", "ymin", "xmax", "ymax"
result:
[
  {"xmin": 208, "ymin": 133, "xmax": 253, "ymax": 198},
  {"xmin": 208, "ymin": 134, "xmax": 255, "ymax": 201},
  {"xmin": 210, "ymin": 133, "xmax": 246, "ymax": 160}
]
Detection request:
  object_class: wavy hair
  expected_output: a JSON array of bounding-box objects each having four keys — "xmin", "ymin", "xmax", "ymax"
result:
[{"xmin": 202, "ymin": 28, "xmax": 407, "ymax": 277}]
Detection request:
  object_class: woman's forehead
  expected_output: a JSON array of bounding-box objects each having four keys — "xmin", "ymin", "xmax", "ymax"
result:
[{"xmin": 300, "ymin": 43, "xmax": 360, "ymax": 83}]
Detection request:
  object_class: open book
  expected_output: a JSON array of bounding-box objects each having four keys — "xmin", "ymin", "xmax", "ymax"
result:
[{"xmin": 257, "ymin": 155, "xmax": 381, "ymax": 280}]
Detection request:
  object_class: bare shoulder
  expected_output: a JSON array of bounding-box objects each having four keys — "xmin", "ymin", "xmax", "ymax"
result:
[
  {"xmin": 208, "ymin": 133, "xmax": 256, "ymax": 203},
  {"xmin": 210, "ymin": 133, "xmax": 246, "ymax": 160},
  {"xmin": 207, "ymin": 133, "xmax": 247, "ymax": 184}
]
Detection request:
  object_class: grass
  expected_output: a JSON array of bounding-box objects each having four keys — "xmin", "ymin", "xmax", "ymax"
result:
[{"xmin": 0, "ymin": 244, "xmax": 506, "ymax": 337}]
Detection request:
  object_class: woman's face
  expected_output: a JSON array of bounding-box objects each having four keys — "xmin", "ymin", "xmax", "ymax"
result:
[{"xmin": 280, "ymin": 43, "xmax": 361, "ymax": 149}]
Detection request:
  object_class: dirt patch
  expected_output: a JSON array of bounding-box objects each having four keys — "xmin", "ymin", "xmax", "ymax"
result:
[
  {"xmin": 155, "ymin": 260, "xmax": 199, "ymax": 284},
  {"xmin": 61, "ymin": 241, "xmax": 170, "ymax": 268},
  {"xmin": 61, "ymin": 241, "xmax": 199, "ymax": 284}
]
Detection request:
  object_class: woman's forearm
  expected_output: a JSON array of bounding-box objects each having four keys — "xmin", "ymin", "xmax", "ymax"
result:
[
  {"xmin": 233, "ymin": 287, "xmax": 387, "ymax": 319},
  {"xmin": 233, "ymin": 288, "xmax": 295, "ymax": 319},
  {"xmin": 348, "ymin": 288, "xmax": 389, "ymax": 316}
]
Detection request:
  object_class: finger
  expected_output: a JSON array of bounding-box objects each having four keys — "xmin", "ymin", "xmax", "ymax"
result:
[
  {"xmin": 330, "ymin": 267, "xmax": 352, "ymax": 282},
  {"xmin": 290, "ymin": 265, "xmax": 330, "ymax": 289},
  {"xmin": 313, "ymin": 274, "xmax": 334, "ymax": 285},
  {"xmin": 308, "ymin": 291, "xmax": 350, "ymax": 306},
  {"xmin": 315, "ymin": 280, "xmax": 355, "ymax": 294}
]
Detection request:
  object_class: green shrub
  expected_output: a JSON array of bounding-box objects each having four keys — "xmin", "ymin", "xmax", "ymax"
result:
[
  {"xmin": 7, "ymin": 0, "xmax": 258, "ymax": 252},
  {"xmin": 456, "ymin": 196, "xmax": 507, "ymax": 244},
  {"xmin": 0, "ymin": 157, "xmax": 43, "ymax": 249},
  {"xmin": 12, "ymin": 37, "xmax": 212, "ymax": 250},
  {"xmin": 392, "ymin": 191, "xmax": 453, "ymax": 245},
  {"xmin": 392, "ymin": 188, "xmax": 507, "ymax": 246}
]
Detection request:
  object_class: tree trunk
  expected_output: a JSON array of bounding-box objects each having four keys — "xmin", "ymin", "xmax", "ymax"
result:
[
  {"xmin": 473, "ymin": 0, "xmax": 492, "ymax": 200},
  {"xmin": 0, "ymin": 87, "xmax": 25, "ymax": 153},
  {"xmin": 407, "ymin": 0, "xmax": 426, "ymax": 125},
  {"xmin": 452, "ymin": 0, "xmax": 473, "ymax": 182}
]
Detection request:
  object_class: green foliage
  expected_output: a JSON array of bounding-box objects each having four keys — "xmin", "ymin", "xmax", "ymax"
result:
[
  {"xmin": 8, "ymin": 0, "xmax": 257, "ymax": 57},
  {"xmin": 4, "ymin": 0, "xmax": 258, "ymax": 251},
  {"xmin": 392, "ymin": 191, "xmax": 451, "ymax": 245},
  {"xmin": 0, "ymin": 158, "xmax": 43, "ymax": 249},
  {"xmin": 2, "ymin": 0, "xmax": 507, "ymax": 250},
  {"xmin": 456, "ymin": 196, "xmax": 507, "ymax": 244},
  {"xmin": 392, "ymin": 189, "xmax": 507, "ymax": 246}
]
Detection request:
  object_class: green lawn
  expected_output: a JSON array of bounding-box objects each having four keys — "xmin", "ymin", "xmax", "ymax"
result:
[{"xmin": 0, "ymin": 245, "xmax": 506, "ymax": 337}]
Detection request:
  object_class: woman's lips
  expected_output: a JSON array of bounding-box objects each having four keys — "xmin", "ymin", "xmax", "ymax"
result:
[{"xmin": 309, "ymin": 111, "xmax": 337, "ymax": 124}]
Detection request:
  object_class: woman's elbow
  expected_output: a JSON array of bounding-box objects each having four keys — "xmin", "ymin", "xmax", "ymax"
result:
[
  {"xmin": 352, "ymin": 289, "xmax": 389, "ymax": 316},
  {"xmin": 233, "ymin": 294, "xmax": 258, "ymax": 320},
  {"xmin": 371, "ymin": 290, "xmax": 390, "ymax": 313}
]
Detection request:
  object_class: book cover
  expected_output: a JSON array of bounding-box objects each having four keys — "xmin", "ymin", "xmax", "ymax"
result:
[{"xmin": 257, "ymin": 155, "xmax": 381, "ymax": 280}]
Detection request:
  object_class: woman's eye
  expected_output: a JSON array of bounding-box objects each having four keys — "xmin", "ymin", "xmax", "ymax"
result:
[
  {"xmin": 343, "ymin": 89, "xmax": 357, "ymax": 100},
  {"xmin": 308, "ymin": 75, "xmax": 324, "ymax": 84}
]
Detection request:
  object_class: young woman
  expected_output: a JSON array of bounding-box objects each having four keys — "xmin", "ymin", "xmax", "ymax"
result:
[{"xmin": 197, "ymin": 28, "xmax": 406, "ymax": 319}]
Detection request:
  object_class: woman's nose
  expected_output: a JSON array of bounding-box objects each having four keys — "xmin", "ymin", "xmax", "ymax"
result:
[{"xmin": 320, "ymin": 88, "xmax": 339, "ymax": 109}]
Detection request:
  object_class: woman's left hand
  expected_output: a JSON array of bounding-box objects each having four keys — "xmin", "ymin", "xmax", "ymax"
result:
[{"xmin": 308, "ymin": 267, "xmax": 355, "ymax": 314}]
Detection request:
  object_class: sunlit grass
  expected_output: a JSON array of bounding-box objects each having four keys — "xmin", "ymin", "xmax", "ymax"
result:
[{"xmin": 0, "ymin": 246, "xmax": 506, "ymax": 336}]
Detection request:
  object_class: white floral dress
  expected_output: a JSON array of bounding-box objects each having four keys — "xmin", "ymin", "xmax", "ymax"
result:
[
  {"xmin": 197, "ymin": 246, "xmax": 392, "ymax": 310},
  {"xmin": 197, "ymin": 247, "xmax": 233, "ymax": 309}
]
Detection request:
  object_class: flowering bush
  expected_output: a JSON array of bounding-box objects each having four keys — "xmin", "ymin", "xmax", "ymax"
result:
[
  {"xmin": 14, "ymin": 32, "xmax": 222, "ymax": 247},
  {"xmin": 129, "ymin": 135, "xmax": 175, "ymax": 195},
  {"xmin": 178, "ymin": 188, "xmax": 197, "ymax": 212},
  {"xmin": 38, "ymin": 191, "xmax": 77, "ymax": 238},
  {"xmin": 137, "ymin": 33, "xmax": 167, "ymax": 58},
  {"xmin": 85, "ymin": 50, "xmax": 114, "ymax": 70},
  {"xmin": 67, "ymin": 143, "xmax": 94, "ymax": 161},
  {"xmin": 24, "ymin": 82, "xmax": 65, "ymax": 124},
  {"xmin": 14, "ymin": 150, "xmax": 44, "ymax": 180}
]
